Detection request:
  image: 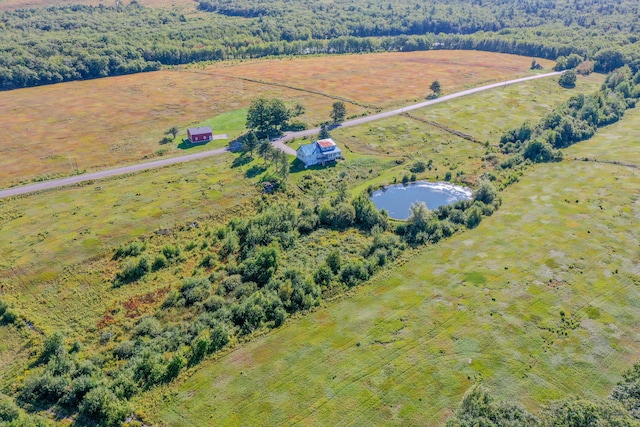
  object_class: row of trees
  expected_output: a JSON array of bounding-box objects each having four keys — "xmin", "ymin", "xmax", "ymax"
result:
[
  {"xmin": 447, "ymin": 362, "xmax": 640, "ymax": 426},
  {"xmin": 499, "ymin": 66, "xmax": 640, "ymax": 166},
  {"xmin": 245, "ymin": 98, "xmax": 347, "ymax": 139},
  {"xmin": 1, "ymin": 0, "xmax": 640, "ymax": 90}
]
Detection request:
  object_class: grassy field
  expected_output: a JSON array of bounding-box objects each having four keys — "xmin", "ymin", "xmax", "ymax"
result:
[
  {"xmin": 0, "ymin": 153, "xmax": 261, "ymax": 334},
  {"xmin": 408, "ymin": 73, "xmax": 604, "ymax": 143},
  {"xmin": 143, "ymin": 125, "xmax": 640, "ymax": 425},
  {"xmin": 0, "ymin": 51, "xmax": 552, "ymax": 187},
  {"xmin": 0, "ymin": 50, "xmax": 622, "ymax": 426}
]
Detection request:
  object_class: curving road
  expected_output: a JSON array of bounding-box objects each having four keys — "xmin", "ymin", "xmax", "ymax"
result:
[{"xmin": 0, "ymin": 72, "xmax": 561, "ymax": 199}]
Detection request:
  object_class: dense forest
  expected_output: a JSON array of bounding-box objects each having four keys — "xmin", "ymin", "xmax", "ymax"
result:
[{"xmin": 1, "ymin": 0, "xmax": 640, "ymax": 90}]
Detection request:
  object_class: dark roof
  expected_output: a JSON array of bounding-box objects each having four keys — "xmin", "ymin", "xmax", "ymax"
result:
[{"xmin": 188, "ymin": 126, "xmax": 212, "ymax": 135}]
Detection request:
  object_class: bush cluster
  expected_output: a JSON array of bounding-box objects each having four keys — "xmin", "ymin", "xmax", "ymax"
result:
[{"xmin": 500, "ymin": 67, "xmax": 640, "ymax": 166}]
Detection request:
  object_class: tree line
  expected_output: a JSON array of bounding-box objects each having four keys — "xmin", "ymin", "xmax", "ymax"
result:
[
  {"xmin": 499, "ymin": 66, "xmax": 640, "ymax": 166},
  {"xmin": 1, "ymin": 0, "xmax": 640, "ymax": 90},
  {"xmin": 447, "ymin": 363, "xmax": 640, "ymax": 427}
]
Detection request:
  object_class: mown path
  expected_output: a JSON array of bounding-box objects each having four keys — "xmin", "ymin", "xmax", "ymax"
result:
[{"xmin": 0, "ymin": 72, "xmax": 561, "ymax": 199}]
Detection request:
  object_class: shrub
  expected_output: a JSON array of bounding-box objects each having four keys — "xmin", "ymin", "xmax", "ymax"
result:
[
  {"xmin": 113, "ymin": 340, "xmax": 137, "ymax": 360},
  {"xmin": 209, "ymin": 324, "xmax": 230, "ymax": 353},
  {"xmin": 78, "ymin": 386, "xmax": 128, "ymax": 427},
  {"xmin": 1, "ymin": 308, "xmax": 17, "ymax": 324},
  {"xmin": 0, "ymin": 300, "xmax": 8, "ymax": 317},
  {"xmin": 200, "ymin": 253, "xmax": 216, "ymax": 268},
  {"xmin": 340, "ymin": 261, "xmax": 369, "ymax": 287},
  {"xmin": 523, "ymin": 139, "xmax": 560, "ymax": 163},
  {"xmin": 189, "ymin": 336, "xmax": 209, "ymax": 366},
  {"xmin": 132, "ymin": 351, "xmax": 164, "ymax": 388},
  {"xmin": 114, "ymin": 257, "xmax": 150, "ymax": 285},
  {"xmin": 218, "ymin": 274, "xmax": 242, "ymax": 295},
  {"xmin": 319, "ymin": 203, "xmax": 355, "ymax": 229},
  {"xmin": 219, "ymin": 233, "xmax": 239, "ymax": 259},
  {"xmin": 352, "ymin": 193, "xmax": 387, "ymax": 232},
  {"xmin": 39, "ymin": 331, "xmax": 65, "ymax": 365},
  {"xmin": 21, "ymin": 373, "xmax": 67, "ymax": 404},
  {"xmin": 473, "ymin": 180, "xmax": 498, "ymax": 205},
  {"xmin": 151, "ymin": 254, "xmax": 168, "ymax": 271},
  {"xmin": 466, "ymin": 206, "xmax": 483, "ymax": 229},
  {"xmin": 180, "ymin": 277, "xmax": 212, "ymax": 306},
  {"xmin": 410, "ymin": 160, "xmax": 427, "ymax": 173},
  {"xmin": 0, "ymin": 394, "xmax": 19, "ymax": 422},
  {"xmin": 163, "ymin": 354, "xmax": 185, "ymax": 382},
  {"xmin": 242, "ymin": 246, "xmax": 279, "ymax": 287},
  {"xmin": 60, "ymin": 375, "xmax": 97, "ymax": 408},
  {"xmin": 111, "ymin": 372, "xmax": 138, "ymax": 400},
  {"xmin": 161, "ymin": 289, "xmax": 180, "ymax": 308},
  {"xmin": 133, "ymin": 317, "xmax": 161, "ymax": 338},
  {"xmin": 558, "ymin": 70, "xmax": 577, "ymax": 88},
  {"xmin": 326, "ymin": 250, "xmax": 342, "ymax": 274},
  {"xmin": 203, "ymin": 295, "xmax": 226, "ymax": 312},
  {"xmin": 313, "ymin": 265, "xmax": 333, "ymax": 288},
  {"xmin": 113, "ymin": 241, "xmax": 145, "ymax": 260},
  {"xmin": 284, "ymin": 119, "xmax": 307, "ymax": 132},
  {"xmin": 161, "ymin": 244, "xmax": 181, "ymax": 260},
  {"xmin": 446, "ymin": 385, "xmax": 537, "ymax": 427},
  {"xmin": 297, "ymin": 208, "xmax": 319, "ymax": 234}
]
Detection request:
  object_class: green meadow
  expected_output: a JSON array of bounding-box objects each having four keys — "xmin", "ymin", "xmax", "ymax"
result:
[
  {"xmin": 2, "ymin": 68, "xmax": 636, "ymax": 426},
  {"xmin": 145, "ymin": 123, "xmax": 640, "ymax": 425},
  {"xmin": 0, "ymin": 154, "xmax": 259, "ymax": 336}
]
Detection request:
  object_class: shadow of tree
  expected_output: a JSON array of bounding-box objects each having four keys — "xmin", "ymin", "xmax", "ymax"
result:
[
  {"xmin": 232, "ymin": 154, "xmax": 253, "ymax": 168},
  {"xmin": 246, "ymin": 164, "xmax": 268, "ymax": 178}
]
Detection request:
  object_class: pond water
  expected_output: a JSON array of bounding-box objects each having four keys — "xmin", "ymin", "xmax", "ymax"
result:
[{"xmin": 370, "ymin": 181, "xmax": 473, "ymax": 220}]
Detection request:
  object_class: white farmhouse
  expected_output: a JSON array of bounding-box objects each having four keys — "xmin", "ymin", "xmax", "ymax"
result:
[{"xmin": 296, "ymin": 138, "xmax": 343, "ymax": 168}]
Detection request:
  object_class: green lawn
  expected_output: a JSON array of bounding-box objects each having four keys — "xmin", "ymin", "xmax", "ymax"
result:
[{"xmin": 178, "ymin": 108, "xmax": 249, "ymax": 150}]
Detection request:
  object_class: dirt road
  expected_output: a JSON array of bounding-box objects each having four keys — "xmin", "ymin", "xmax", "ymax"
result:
[{"xmin": 0, "ymin": 72, "xmax": 560, "ymax": 199}]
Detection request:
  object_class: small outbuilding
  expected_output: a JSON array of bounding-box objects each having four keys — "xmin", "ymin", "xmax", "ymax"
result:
[
  {"xmin": 187, "ymin": 127, "xmax": 213, "ymax": 144},
  {"xmin": 296, "ymin": 138, "xmax": 342, "ymax": 168}
]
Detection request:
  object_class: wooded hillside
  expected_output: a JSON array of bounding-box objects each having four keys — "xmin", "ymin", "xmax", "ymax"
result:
[{"xmin": 1, "ymin": 0, "xmax": 639, "ymax": 90}]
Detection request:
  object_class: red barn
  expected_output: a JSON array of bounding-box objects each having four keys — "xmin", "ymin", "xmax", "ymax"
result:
[{"xmin": 187, "ymin": 126, "xmax": 213, "ymax": 144}]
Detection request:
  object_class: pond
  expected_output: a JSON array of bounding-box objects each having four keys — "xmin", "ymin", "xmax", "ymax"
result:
[{"xmin": 370, "ymin": 181, "xmax": 473, "ymax": 220}]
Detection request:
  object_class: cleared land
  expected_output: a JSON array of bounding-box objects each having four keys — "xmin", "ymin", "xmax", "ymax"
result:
[
  {"xmin": 0, "ymin": 52, "xmax": 620, "ymax": 426},
  {"xmin": 0, "ymin": 51, "xmax": 553, "ymax": 187},
  {"xmin": 145, "ymin": 115, "xmax": 640, "ymax": 425},
  {"xmin": 0, "ymin": 72, "xmax": 603, "ymax": 357}
]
